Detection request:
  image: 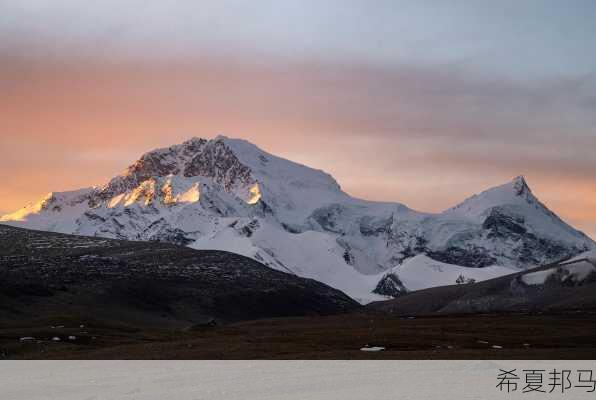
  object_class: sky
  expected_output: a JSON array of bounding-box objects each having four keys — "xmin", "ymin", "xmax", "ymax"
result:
[{"xmin": 1, "ymin": 1, "xmax": 595, "ymax": 238}]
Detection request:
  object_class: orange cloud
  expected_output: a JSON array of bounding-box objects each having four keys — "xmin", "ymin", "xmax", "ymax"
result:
[{"xmin": 1, "ymin": 55, "xmax": 595, "ymax": 239}]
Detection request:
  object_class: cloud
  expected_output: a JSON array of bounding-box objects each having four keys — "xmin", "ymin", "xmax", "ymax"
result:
[{"xmin": 1, "ymin": 43, "xmax": 595, "ymax": 238}]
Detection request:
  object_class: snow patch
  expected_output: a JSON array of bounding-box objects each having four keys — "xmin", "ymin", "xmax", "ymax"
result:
[
  {"xmin": 521, "ymin": 269, "xmax": 556, "ymax": 285},
  {"xmin": 383, "ymin": 255, "xmax": 515, "ymax": 292},
  {"xmin": 360, "ymin": 346, "xmax": 385, "ymax": 352}
]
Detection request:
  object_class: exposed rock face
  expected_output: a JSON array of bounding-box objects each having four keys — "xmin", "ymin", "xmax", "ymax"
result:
[
  {"xmin": 309, "ymin": 204, "xmax": 347, "ymax": 234},
  {"xmin": 1, "ymin": 137, "xmax": 594, "ymax": 302},
  {"xmin": 93, "ymin": 138, "xmax": 256, "ymax": 205},
  {"xmin": 373, "ymin": 273, "xmax": 408, "ymax": 297},
  {"xmin": 183, "ymin": 140, "xmax": 254, "ymax": 190},
  {"xmin": 483, "ymin": 208, "xmax": 527, "ymax": 237},
  {"xmin": 427, "ymin": 246, "xmax": 497, "ymax": 269}
]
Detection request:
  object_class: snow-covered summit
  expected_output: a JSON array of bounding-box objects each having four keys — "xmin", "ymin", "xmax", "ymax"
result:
[
  {"xmin": 2, "ymin": 136, "xmax": 593, "ymax": 302},
  {"xmin": 444, "ymin": 175, "xmax": 537, "ymax": 218},
  {"xmin": 91, "ymin": 136, "xmax": 346, "ymax": 224},
  {"xmin": 217, "ymin": 135, "xmax": 342, "ymax": 190},
  {"xmin": 441, "ymin": 175, "xmax": 590, "ymax": 246},
  {"xmin": 215, "ymin": 136, "xmax": 347, "ymax": 223}
]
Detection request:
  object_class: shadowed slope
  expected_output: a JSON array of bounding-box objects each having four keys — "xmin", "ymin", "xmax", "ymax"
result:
[
  {"xmin": 0, "ymin": 224, "xmax": 359, "ymax": 327},
  {"xmin": 368, "ymin": 255, "xmax": 596, "ymax": 315}
]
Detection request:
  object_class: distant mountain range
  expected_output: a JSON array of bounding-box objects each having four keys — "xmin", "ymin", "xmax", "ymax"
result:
[{"xmin": 2, "ymin": 136, "xmax": 593, "ymax": 302}]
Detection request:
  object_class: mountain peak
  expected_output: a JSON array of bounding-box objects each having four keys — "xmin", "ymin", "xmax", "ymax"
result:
[
  {"xmin": 181, "ymin": 136, "xmax": 208, "ymax": 146},
  {"xmin": 85, "ymin": 136, "xmax": 344, "ymax": 222},
  {"xmin": 96, "ymin": 136, "xmax": 257, "ymax": 199},
  {"xmin": 511, "ymin": 175, "xmax": 532, "ymax": 197},
  {"xmin": 443, "ymin": 175, "xmax": 538, "ymax": 218}
]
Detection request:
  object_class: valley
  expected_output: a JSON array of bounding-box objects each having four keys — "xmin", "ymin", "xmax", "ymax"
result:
[{"xmin": 4, "ymin": 312, "xmax": 596, "ymax": 359}]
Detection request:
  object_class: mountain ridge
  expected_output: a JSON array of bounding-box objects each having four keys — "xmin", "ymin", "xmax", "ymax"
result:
[{"xmin": 2, "ymin": 136, "xmax": 593, "ymax": 302}]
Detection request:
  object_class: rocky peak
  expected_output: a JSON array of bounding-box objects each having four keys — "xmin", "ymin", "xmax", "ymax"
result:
[
  {"xmin": 95, "ymin": 137, "xmax": 255, "ymax": 201},
  {"xmin": 183, "ymin": 138, "xmax": 254, "ymax": 191},
  {"xmin": 443, "ymin": 175, "xmax": 540, "ymax": 218},
  {"xmin": 512, "ymin": 175, "xmax": 531, "ymax": 197},
  {"xmin": 506, "ymin": 175, "xmax": 539, "ymax": 205}
]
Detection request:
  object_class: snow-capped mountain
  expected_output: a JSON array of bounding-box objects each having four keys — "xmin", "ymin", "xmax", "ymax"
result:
[{"xmin": 2, "ymin": 136, "xmax": 593, "ymax": 302}]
